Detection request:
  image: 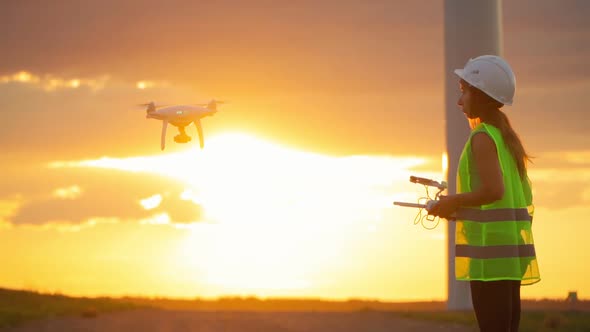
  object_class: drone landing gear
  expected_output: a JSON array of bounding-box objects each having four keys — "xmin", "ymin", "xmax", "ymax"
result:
[{"xmin": 174, "ymin": 126, "xmax": 192, "ymax": 144}]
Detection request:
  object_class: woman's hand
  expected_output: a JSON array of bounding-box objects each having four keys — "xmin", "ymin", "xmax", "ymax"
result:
[{"xmin": 428, "ymin": 195, "xmax": 461, "ymax": 219}]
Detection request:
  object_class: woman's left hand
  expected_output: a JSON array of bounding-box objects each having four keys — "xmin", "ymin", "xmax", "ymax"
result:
[{"xmin": 428, "ymin": 195, "xmax": 461, "ymax": 219}]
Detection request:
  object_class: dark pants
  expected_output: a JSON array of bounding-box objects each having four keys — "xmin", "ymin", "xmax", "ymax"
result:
[{"xmin": 470, "ymin": 280, "xmax": 521, "ymax": 332}]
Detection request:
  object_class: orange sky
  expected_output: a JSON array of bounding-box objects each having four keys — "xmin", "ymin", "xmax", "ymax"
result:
[{"xmin": 1, "ymin": 1, "xmax": 589, "ymax": 301}]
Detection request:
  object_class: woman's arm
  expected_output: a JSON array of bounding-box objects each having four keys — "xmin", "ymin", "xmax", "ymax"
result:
[{"xmin": 430, "ymin": 132, "xmax": 504, "ymax": 218}]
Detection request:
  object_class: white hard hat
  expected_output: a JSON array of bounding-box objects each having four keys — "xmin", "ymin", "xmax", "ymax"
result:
[{"xmin": 454, "ymin": 55, "xmax": 516, "ymax": 106}]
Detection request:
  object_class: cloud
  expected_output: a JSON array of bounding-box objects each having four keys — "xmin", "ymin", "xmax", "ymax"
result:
[
  {"xmin": 4, "ymin": 166, "xmax": 204, "ymax": 228},
  {"xmin": 0, "ymin": 71, "xmax": 110, "ymax": 92},
  {"xmin": 11, "ymin": 192, "xmax": 142, "ymax": 225},
  {"xmin": 0, "ymin": 70, "xmax": 170, "ymax": 92},
  {"xmin": 539, "ymin": 151, "xmax": 590, "ymax": 167},
  {"xmin": 0, "ymin": 196, "xmax": 22, "ymax": 229},
  {"xmin": 0, "ymin": 71, "xmax": 39, "ymax": 83},
  {"xmin": 156, "ymin": 193, "xmax": 203, "ymax": 223},
  {"xmin": 136, "ymin": 80, "xmax": 170, "ymax": 90},
  {"xmin": 140, "ymin": 194, "xmax": 162, "ymax": 210},
  {"xmin": 139, "ymin": 213, "xmax": 170, "ymax": 226},
  {"xmin": 10, "ymin": 187, "xmax": 203, "ymax": 227},
  {"xmin": 527, "ymin": 150, "xmax": 590, "ymax": 209},
  {"xmin": 138, "ymin": 198, "xmax": 204, "ymax": 228},
  {"xmin": 52, "ymin": 185, "xmax": 83, "ymax": 199},
  {"xmin": 24, "ymin": 217, "xmax": 120, "ymax": 233},
  {"xmin": 138, "ymin": 192, "xmax": 202, "ymax": 223},
  {"xmin": 532, "ymin": 178, "xmax": 590, "ymax": 210}
]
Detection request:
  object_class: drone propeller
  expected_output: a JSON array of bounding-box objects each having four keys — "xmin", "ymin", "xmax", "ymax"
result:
[
  {"xmin": 191, "ymin": 99, "xmax": 227, "ymax": 106},
  {"xmin": 137, "ymin": 102, "xmax": 169, "ymax": 108},
  {"xmin": 136, "ymin": 102, "xmax": 170, "ymax": 114}
]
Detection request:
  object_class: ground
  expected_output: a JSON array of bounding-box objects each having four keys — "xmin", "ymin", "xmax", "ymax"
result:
[{"xmin": 1, "ymin": 309, "xmax": 476, "ymax": 332}]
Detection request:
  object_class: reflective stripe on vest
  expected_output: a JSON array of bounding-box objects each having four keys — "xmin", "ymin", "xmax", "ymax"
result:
[
  {"xmin": 456, "ymin": 208, "xmax": 532, "ymax": 222},
  {"xmin": 456, "ymin": 244, "xmax": 536, "ymax": 259}
]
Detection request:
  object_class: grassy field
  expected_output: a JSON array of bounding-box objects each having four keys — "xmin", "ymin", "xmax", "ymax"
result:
[
  {"xmin": 0, "ymin": 288, "xmax": 140, "ymax": 328},
  {"xmin": 396, "ymin": 310, "xmax": 590, "ymax": 332},
  {"xmin": 1, "ymin": 287, "xmax": 589, "ymax": 331}
]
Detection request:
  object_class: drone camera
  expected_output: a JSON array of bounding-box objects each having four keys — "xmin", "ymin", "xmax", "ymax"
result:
[{"xmin": 174, "ymin": 134, "xmax": 192, "ymax": 144}]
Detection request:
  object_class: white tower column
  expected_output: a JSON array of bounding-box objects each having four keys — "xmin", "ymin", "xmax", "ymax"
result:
[{"xmin": 444, "ymin": 0, "xmax": 503, "ymax": 310}]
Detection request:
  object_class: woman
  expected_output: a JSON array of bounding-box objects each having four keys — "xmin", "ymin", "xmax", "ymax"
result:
[{"xmin": 430, "ymin": 55, "xmax": 540, "ymax": 332}]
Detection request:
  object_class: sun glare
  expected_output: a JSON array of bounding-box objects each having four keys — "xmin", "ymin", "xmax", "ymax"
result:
[{"xmin": 51, "ymin": 132, "xmax": 436, "ymax": 295}]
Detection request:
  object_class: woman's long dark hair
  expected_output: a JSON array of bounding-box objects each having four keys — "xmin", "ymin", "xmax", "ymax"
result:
[{"xmin": 469, "ymin": 86, "xmax": 532, "ymax": 179}]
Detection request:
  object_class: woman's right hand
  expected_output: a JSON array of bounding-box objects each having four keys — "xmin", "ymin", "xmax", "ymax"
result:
[{"xmin": 428, "ymin": 195, "xmax": 460, "ymax": 219}]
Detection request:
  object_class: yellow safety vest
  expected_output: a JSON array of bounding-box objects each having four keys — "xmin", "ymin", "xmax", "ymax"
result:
[{"xmin": 456, "ymin": 123, "xmax": 540, "ymax": 285}]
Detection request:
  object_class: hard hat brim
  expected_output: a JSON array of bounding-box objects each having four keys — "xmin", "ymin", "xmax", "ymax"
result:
[
  {"xmin": 454, "ymin": 69, "xmax": 468, "ymax": 83},
  {"xmin": 454, "ymin": 68, "xmax": 479, "ymax": 90}
]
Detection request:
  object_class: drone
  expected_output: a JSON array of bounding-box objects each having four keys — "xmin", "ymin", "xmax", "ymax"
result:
[
  {"xmin": 393, "ymin": 175, "xmax": 449, "ymax": 229},
  {"xmin": 140, "ymin": 99, "xmax": 223, "ymax": 150}
]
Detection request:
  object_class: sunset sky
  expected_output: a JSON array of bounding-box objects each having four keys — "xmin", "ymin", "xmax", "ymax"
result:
[{"xmin": 1, "ymin": 1, "xmax": 589, "ymax": 302}]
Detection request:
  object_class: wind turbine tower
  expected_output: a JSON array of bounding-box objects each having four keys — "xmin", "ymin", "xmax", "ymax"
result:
[{"xmin": 444, "ymin": 0, "xmax": 503, "ymax": 310}]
